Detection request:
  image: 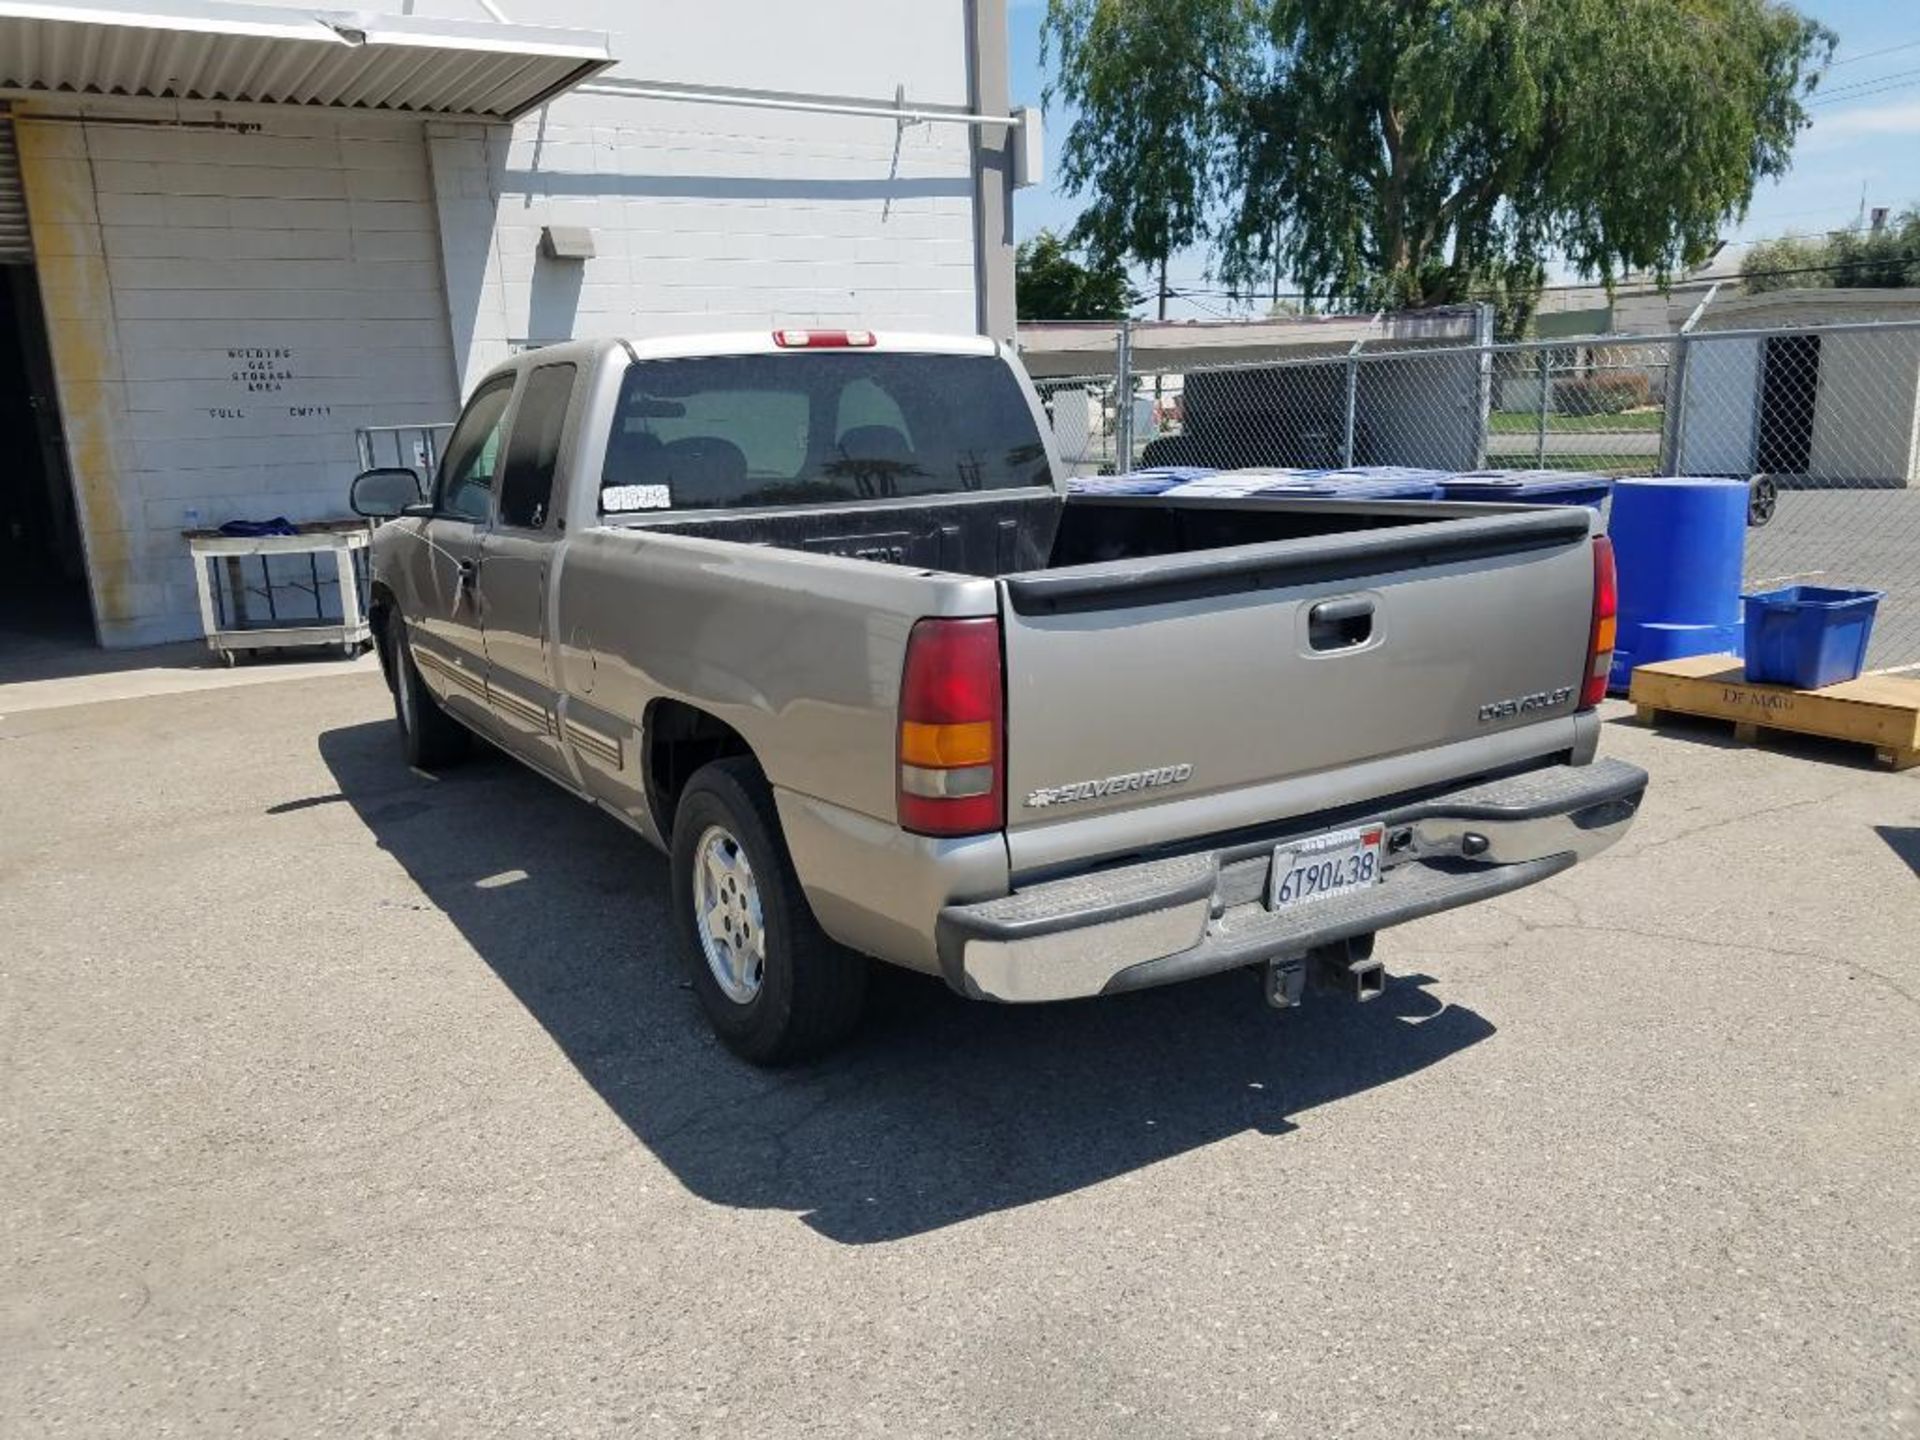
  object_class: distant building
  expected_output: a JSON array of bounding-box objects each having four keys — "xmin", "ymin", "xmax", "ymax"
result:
[{"xmin": 1672, "ymin": 288, "xmax": 1920, "ymax": 487}]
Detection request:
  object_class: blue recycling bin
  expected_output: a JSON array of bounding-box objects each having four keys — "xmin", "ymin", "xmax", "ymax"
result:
[
  {"xmin": 1607, "ymin": 477, "xmax": 1750, "ymax": 692},
  {"xmin": 1441, "ymin": 469, "xmax": 1615, "ymax": 509},
  {"xmin": 1742, "ymin": 586, "xmax": 1883, "ymax": 689}
]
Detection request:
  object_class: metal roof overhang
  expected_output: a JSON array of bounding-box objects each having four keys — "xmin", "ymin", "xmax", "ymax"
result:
[{"xmin": 0, "ymin": 0, "xmax": 615, "ymax": 120}]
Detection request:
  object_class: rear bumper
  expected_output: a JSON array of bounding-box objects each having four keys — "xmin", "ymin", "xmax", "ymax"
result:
[{"xmin": 936, "ymin": 758, "xmax": 1647, "ymax": 1003}]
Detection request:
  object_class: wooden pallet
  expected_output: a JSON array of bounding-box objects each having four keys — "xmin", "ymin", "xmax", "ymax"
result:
[{"xmin": 1629, "ymin": 654, "xmax": 1920, "ymax": 771}]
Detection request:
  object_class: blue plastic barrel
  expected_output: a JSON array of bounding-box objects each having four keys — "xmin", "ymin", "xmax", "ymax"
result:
[
  {"xmin": 1231, "ymin": 468, "xmax": 1339, "ymax": 498},
  {"xmin": 1742, "ymin": 585, "xmax": 1883, "ymax": 689},
  {"xmin": 1165, "ymin": 468, "xmax": 1324, "ymax": 497},
  {"xmin": 1068, "ymin": 467, "xmax": 1212, "ymax": 496},
  {"xmin": 1315, "ymin": 468, "xmax": 1447, "ymax": 500},
  {"xmin": 1441, "ymin": 469, "xmax": 1614, "ymax": 509},
  {"xmin": 1607, "ymin": 477, "xmax": 1751, "ymax": 692}
]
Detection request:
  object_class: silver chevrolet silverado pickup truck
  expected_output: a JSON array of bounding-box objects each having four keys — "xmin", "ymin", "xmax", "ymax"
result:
[{"xmin": 351, "ymin": 330, "xmax": 1646, "ymax": 1063}]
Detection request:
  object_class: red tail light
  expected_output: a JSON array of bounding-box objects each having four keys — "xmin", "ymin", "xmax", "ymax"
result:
[
  {"xmin": 897, "ymin": 617, "xmax": 1004, "ymax": 836},
  {"xmin": 773, "ymin": 328, "xmax": 875, "ymax": 348},
  {"xmin": 1581, "ymin": 536, "xmax": 1618, "ymax": 709}
]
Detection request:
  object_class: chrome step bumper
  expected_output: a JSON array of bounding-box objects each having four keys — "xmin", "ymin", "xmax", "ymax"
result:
[{"xmin": 937, "ymin": 758, "xmax": 1647, "ymax": 1003}]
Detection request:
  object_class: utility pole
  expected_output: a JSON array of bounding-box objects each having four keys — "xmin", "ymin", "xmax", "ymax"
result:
[{"xmin": 1152, "ymin": 254, "xmax": 1168, "ymax": 415}]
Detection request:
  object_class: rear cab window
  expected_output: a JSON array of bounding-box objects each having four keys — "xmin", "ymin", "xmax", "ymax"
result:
[{"xmin": 599, "ymin": 352, "xmax": 1051, "ymax": 513}]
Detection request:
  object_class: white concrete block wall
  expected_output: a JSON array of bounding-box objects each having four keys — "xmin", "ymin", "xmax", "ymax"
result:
[
  {"xmin": 28, "ymin": 110, "xmax": 461, "ymax": 645},
  {"xmin": 405, "ymin": 0, "xmax": 971, "ymax": 104},
  {"xmin": 431, "ymin": 99, "xmax": 979, "ymax": 387},
  {"xmin": 424, "ymin": 0, "xmax": 981, "ymax": 389}
]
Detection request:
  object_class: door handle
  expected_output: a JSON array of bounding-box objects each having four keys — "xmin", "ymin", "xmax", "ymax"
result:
[
  {"xmin": 1308, "ymin": 596, "xmax": 1375, "ymax": 650},
  {"xmin": 455, "ymin": 557, "xmax": 479, "ymax": 602}
]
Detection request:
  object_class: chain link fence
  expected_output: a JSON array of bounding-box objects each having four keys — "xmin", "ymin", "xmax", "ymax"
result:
[{"xmin": 1031, "ymin": 316, "xmax": 1920, "ymax": 670}]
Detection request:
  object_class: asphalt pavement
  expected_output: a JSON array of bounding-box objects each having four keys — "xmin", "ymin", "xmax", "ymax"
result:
[
  {"xmin": 1746, "ymin": 487, "xmax": 1920, "ymax": 671},
  {"xmin": 2, "ymin": 669, "xmax": 1917, "ymax": 1437}
]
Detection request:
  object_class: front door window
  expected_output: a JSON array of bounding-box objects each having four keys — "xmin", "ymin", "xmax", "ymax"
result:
[{"xmin": 435, "ymin": 378, "xmax": 515, "ymax": 523}]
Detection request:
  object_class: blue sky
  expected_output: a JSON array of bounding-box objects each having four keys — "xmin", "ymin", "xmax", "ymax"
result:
[{"xmin": 1007, "ymin": 0, "xmax": 1920, "ymax": 318}]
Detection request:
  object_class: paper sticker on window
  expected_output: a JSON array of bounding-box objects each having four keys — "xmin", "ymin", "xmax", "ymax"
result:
[{"xmin": 603, "ymin": 484, "xmax": 670, "ymax": 511}]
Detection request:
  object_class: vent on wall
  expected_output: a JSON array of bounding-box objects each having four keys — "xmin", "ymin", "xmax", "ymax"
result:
[{"xmin": 0, "ymin": 116, "xmax": 30, "ymax": 264}]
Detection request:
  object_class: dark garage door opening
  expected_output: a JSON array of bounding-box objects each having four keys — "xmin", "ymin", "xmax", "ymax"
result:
[
  {"xmin": 1756, "ymin": 332, "xmax": 1820, "ymax": 476},
  {"xmin": 0, "ymin": 263, "xmax": 92, "ymax": 653}
]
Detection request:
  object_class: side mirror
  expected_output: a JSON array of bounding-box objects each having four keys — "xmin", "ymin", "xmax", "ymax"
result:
[{"xmin": 350, "ymin": 467, "xmax": 425, "ymax": 519}]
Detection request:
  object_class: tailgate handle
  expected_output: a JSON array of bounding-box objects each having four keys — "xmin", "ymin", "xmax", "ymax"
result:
[{"xmin": 1308, "ymin": 596, "xmax": 1374, "ymax": 650}]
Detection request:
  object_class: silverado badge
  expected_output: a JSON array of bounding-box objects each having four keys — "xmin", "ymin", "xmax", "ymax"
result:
[{"xmin": 1025, "ymin": 763, "xmax": 1194, "ymax": 809}]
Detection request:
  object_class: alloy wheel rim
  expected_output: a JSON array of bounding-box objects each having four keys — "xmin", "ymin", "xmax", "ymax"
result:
[{"xmin": 693, "ymin": 824, "xmax": 766, "ymax": 1004}]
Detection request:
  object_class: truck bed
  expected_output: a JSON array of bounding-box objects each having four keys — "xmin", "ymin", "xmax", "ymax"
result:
[
  {"xmin": 626, "ymin": 489, "xmax": 1498, "ymax": 579},
  {"xmin": 620, "ymin": 491, "xmax": 1600, "ymax": 863}
]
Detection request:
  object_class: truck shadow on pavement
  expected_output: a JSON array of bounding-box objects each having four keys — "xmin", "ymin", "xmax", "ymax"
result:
[{"xmin": 319, "ymin": 721, "xmax": 1496, "ymax": 1245}]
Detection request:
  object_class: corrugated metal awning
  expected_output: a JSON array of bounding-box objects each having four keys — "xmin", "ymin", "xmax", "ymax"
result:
[
  {"xmin": 0, "ymin": 0, "xmax": 615, "ymax": 121},
  {"xmin": 0, "ymin": 116, "xmax": 29, "ymax": 262}
]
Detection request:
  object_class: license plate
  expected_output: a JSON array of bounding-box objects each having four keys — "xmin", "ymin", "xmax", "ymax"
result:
[{"xmin": 1268, "ymin": 825, "xmax": 1385, "ymax": 912}]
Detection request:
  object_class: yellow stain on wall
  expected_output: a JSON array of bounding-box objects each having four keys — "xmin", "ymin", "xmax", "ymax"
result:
[{"xmin": 14, "ymin": 113, "xmax": 134, "ymax": 633}]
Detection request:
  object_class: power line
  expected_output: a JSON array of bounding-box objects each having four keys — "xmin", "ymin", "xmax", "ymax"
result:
[
  {"xmin": 1161, "ymin": 249, "xmax": 1915, "ymax": 307},
  {"xmin": 1812, "ymin": 78, "xmax": 1920, "ymax": 108},
  {"xmin": 1164, "ymin": 287, "xmax": 1240, "ymax": 320},
  {"xmin": 1815, "ymin": 64, "xmax": 1920, "ymax": 99},
  {"xmin": 1810, "ymin": 74, "xmax": 1920, "ymax": 107},
  {"xmin": 1828, "ymin": 37, "xmax": 1920, "ymax": 68}
]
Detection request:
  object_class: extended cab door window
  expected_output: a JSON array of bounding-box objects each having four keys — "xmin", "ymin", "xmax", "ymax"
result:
[
  {"xmin": 496, "ymin": 363, "xmax": 578, "ymax": 531},
  {"xmin": 435, "ymin": 377, "xmax": 515, "ymax": 523}
]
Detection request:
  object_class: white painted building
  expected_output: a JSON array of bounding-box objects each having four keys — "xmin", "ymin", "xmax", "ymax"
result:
[
  {"xmin": 0, "ymin": 0, "xmax": 1029, "ymax": 648},
  {"xmin": 1673, "ymin": 289, "xmax": 1920, "ymax": 487}
]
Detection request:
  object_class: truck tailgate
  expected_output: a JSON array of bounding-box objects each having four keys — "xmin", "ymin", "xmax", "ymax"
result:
[{"xmin": 998, "ymin": 508, "xmax": 1597, "ymax": 849}]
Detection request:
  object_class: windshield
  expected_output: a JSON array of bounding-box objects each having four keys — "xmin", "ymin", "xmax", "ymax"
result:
[{"xmin": 600, "ymin": 352, "xmax": 1051, "ymax": 512}]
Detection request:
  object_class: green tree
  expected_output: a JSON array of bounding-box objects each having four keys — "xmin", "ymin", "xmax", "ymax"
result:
[
  {"xmin": 1015, "ymin": 230, "xmax": 1134, "ymax": 319},
  {"xmin": 1741, "ymin": 233, "xmax": 1833, "ymax": 292},
  {"xmin": 1043, "ymin": 0, "xmax": 1833, "ymax": 311},
  {"xmin": 1741, "ymin": 214, "xmax": 1920, "ymax": 293},
  {"xmin": 1042, "ymin": 0, "xmax": 1251, "ymax": 313}
]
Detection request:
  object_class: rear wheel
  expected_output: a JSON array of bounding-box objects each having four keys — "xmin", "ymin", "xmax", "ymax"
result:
[
  {"xmin": 387, "ymin": 609, "xmax": 470, "ymax": 770},
  {"xmin": 671, "ymin": 757, "xmax": 868, "ymax": 1064},
  {"xmin": 1748, "ymin": 474, "xmax": 1778, "ymax": 528}
]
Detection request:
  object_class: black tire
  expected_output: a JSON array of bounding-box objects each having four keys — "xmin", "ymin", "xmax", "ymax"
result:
[
  {"xmin": 387, "ymin": 608, "xmax": 470, "ymax": 770},
  {"xmin": 1748, "ymin": 475, "xmax": 1778, "ymax": 528},
  {"xmin": 671, "ymin": 757, "xmax": 868, "ymax": 1064}
]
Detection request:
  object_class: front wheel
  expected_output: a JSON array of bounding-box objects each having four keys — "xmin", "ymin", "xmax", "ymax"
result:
[
  {"xmin": 387, "ymin": 609, "xmax": 469, "ymax": 770},
  {"xmin": 1748, "ymin": 474, "xmax": 1778, "ymax": 528},
  {"xmin": 670, "ymin": 757, "xmax": 868, "ymax": 1064}
]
